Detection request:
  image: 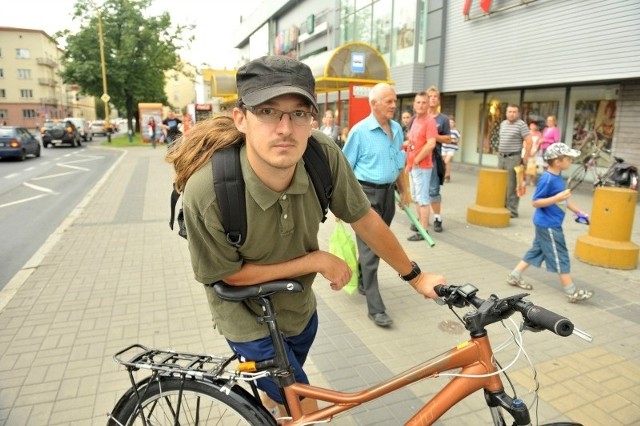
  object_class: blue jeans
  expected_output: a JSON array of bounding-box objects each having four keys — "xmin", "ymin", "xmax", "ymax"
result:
[{"xmin": 226, "ymin": 311, "xmax": 319, "ymax": 403}]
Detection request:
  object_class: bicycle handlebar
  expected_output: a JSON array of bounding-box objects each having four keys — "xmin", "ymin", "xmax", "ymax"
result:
[{"xmin": 434, "ymin": 284, "xmax": 575, "ymax": 338}]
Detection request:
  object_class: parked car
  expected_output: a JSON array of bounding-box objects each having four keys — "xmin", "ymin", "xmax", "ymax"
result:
[
  {"xmin": 90, "ymin": 120, "xmax": 109, "ymax": 136},
  {"xmin": 0, "ymin": 126, "xmax": 41, "ymax": 161},
  {"xmin": 42, "ymin": 120, "xmax": 82, "ymax": 148},
  {"xmin": 64, "ymin": 117, "xmax": 93, "ymax": 141}
]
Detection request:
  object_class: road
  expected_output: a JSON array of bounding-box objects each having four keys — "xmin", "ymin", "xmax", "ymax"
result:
[{"xmin": 0, "ymin": 138, "xmax": 122, "ymax": 290}]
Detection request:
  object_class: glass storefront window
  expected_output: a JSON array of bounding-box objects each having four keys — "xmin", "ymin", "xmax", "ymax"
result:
[
  {"xmin": 567, "ymin": 85, "xmax": 619, "ymax": 155},
  {"xmin": 340, "ymin": 1, "xmax": 418, "ymax": 67},
  {"xmin": 373, "ymin": 0, "xmax": 392, "ymax": 62},
  {"xmin": 354, "ymin": 4, "xmax": 373, "ymax": 45},
  {"xmin": 479, "ymin": 91, "xmax": 519, "ymax": 155},
  {"xmin": 392, "ymin": 0, "xmax": 416, "ymax": 66}
]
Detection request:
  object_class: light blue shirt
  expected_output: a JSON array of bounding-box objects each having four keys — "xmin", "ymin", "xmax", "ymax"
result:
[{"xmin": 343, "ymin": 114, "xmax": 406, "ymax": 184}]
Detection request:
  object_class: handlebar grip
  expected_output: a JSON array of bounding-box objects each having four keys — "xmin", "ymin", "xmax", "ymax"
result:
[
  {"xmin": 434, "ymin": 284, "xmax": 448, "ymax": 297},
  {"xmin": 524, "ymin": 304, "xmax": 574, "ymax": 336}
]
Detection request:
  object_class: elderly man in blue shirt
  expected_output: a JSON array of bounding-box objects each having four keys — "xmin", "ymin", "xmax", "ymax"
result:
[{"xmin": 342, "ymin": 82, "xmax": 409, "ymax": 327}]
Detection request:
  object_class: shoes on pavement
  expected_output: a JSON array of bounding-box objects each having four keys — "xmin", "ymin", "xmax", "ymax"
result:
[
  {"xmin": 410, "ymin": 224, "xmax": 418, "ymax": 232},
  {"xmin": 507, "ymin": 274, "xmax": 533, "ymax": 290},
  {"xmin": 358, "ymin": 285, "xmax": 365, "ymax": 295},
  {"xmin": 434, "ymin": 218, "xmax": 443, "ymax": 233},
  {"xmin": 510, "ymin": 212, "xmax": 519, "ymax": 218},
  {"xmin": 407, "ymin": 233, "xmax": 424, "ymax": 241},
  {"xmin": 566, "ymin": 288, "xmax": 594, "ymax": 303},
  {"xmin": 445, "ymin": 176, "xmax": 451, "ymax": 183},
  {"xmin": 368, "ymin": 312, "xmax": 393, "ymax": 327}
]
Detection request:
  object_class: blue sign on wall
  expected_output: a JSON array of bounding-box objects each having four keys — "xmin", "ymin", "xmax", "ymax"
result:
[{"xmin": 351, "ymin": 52, "xmax": 365, "ymax": 73}]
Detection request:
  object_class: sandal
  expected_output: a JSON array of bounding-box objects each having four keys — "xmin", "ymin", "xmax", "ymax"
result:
[{"xmin": 507, "ymin": 274, "xmax": 533, "ymax": 290}]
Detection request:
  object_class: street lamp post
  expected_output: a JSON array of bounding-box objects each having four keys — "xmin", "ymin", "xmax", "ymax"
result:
[{"xmin": 97, "ymin": 9, "xmax": 111, "ymax": 142}]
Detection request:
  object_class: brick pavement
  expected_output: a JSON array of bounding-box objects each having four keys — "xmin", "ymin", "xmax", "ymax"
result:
[{"xmin": 0, "ymin": 146, "xmax": 638, "ymax": 425}]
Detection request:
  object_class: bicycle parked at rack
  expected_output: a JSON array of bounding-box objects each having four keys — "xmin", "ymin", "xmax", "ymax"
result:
[
  {"xmin": 567, "ymin": 145, "xmax": 638, "ymax": 191},
  {"xmin": 107, "ymin": 281, "xmax": 592, "ymax": 425}
]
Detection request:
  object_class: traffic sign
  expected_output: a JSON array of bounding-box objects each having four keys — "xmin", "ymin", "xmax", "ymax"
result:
[{"xmin": 101, "ymin": 94, "xmax": 110, "ymax": 103}]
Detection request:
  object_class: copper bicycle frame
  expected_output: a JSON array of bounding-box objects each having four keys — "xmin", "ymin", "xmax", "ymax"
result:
[{"xmin": 277, "ymin": 334, "xmax": 504, "ymax": 425}]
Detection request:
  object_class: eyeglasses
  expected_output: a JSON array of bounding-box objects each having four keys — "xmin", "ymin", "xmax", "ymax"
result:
[{"xmin": 246, "ymin": 107, "xmax": 315, "ymax": 126}]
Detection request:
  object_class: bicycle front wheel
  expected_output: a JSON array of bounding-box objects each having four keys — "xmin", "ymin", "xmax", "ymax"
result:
[
  {"xmin": 108, "ymin": 376, "xmax": 276, "ymax": 426},
  {"xmin": 567, "ymin": 166, "xmax": 587, "ymax": 191}
]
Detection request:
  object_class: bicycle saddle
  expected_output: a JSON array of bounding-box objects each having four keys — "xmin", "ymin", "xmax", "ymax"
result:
[{"xmin": 212, "ymin": 280, "xmax": 304, "ymax": 302}]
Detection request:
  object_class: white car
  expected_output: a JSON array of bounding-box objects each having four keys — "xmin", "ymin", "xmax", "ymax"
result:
[{"xmin": 64, "ymin": 117, "xmax": 93, "ymax": 141}]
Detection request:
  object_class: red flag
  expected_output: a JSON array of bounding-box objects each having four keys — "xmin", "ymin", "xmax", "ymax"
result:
[
  {"xmin": 480, "ymin": 0, "xmax": 492, "ymax": 13},
  {"xmin": 463, "ymin": 0, "xmax": 472, "ymax": 16}
]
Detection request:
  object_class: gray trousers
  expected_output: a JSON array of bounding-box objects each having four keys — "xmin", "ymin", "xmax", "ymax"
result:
[
  {"xmin": 498, "ymin": 154, "xmax": 521, "ymax": 216},
  {"xmin": 356, "ymin": 184, "xmax": 396, "ymax": 315}
]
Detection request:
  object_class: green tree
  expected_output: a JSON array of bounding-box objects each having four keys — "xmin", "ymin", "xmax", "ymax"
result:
[{"xmin": 57, "ymin": 0, "xmax": 193, "ymax": 132}]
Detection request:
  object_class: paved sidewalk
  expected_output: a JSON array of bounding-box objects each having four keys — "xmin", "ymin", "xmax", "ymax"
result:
[{"xmin": 0, "ymin": 146, "xmax": 638, "ymax": 425}]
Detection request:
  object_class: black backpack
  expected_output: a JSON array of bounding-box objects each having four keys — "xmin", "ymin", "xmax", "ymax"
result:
[{"xmin": 169, "ymin": 136, "xmax": 333, "ymax": 247}]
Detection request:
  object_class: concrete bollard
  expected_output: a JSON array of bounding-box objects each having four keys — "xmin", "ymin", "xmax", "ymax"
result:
[
  {"xmin": 467, "ymin": 169, "xmax": 510, "ymax": 228},
  {"xmin": 575, "ymin": 187, "xmax": 639, "ymax": 269}
]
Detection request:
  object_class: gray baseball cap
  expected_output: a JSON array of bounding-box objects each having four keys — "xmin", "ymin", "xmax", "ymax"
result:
[
  {"xmin": 543, "ymin": 142, "xmax": 581, "ymax": 160},
  {"xmin": 236, "ymin": 56, "xmax": 318, "ymax": 111}
]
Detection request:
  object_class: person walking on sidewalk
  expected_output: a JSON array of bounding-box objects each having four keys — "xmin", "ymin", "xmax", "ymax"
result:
[
  {"xmin": 167, "ymin": 57, "xmax": 445, "ymax": 416},
  {"xmin": 147, "ymin": 117, "xmax": 157, "ymax": 149},
  {"xmin": 442, "ymin": 115, "xmax": 461, "ymax": 183},
  {"xmin": 506, "ymin": 143, "xmax": 594, "ymax": 303},
  {"xmin": 405, "ymin": 91, "xmax": 437, "ymax": 241},
  {"xmin": 343, "ymin": 82, "xmax": 412, "ymax": 328},
  {"xmin": 498, "ymin": 104, "xmax": 533, "ymax": 218},
  {"xmin": 426, "ymin": 86, "xmax": 451, "ymax": 232}
]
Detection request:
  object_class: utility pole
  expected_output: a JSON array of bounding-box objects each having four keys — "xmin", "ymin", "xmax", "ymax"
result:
[{"xmin": 97, "ymin": 9, "xmax": 111, "ymax": 142}]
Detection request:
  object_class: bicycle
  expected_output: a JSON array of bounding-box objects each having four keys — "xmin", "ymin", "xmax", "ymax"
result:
[
  {"xmin": 107, "ymin": 281, "xmax": 592, "ymax": 426},
  {"xmin": 566, "ymin": 144, "xmax": 638, "ymax": 191}
]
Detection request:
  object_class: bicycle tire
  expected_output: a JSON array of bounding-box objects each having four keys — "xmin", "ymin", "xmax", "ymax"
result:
[
  {"xmin": 108, "ymin": 376, "xmax": 277, "ymax": 426},
  {"xmin": 567, "ymin": 166, "xmax": 587, "ymax": 191}
]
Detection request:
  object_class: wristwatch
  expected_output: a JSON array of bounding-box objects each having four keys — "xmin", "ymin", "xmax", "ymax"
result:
[{"xmin": 399, "ymin": 261, "xmax": 421, "ymax": 281}]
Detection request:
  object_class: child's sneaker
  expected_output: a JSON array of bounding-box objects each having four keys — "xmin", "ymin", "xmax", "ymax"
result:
[
  {"xmin": 566, "ymin": 288, "xmax": 594, "ymax": 303},
  {"xmin": 507, "ymin": 274, "xmax": 533, "ymax": 290}
]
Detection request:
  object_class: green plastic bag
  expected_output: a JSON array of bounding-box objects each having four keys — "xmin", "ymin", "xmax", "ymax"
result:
[{"xmin": 328, "ymin": 221, "xmax": 358, "ymax": 295}]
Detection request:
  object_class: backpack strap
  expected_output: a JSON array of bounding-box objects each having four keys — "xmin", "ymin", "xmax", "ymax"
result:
[
  {"xmin": 303, "ymin": 136, "xmax": 333, "ymax": 223},
  {"xmin": 213, "ymin": 145, "xmax": 246, "ymax": 247}
]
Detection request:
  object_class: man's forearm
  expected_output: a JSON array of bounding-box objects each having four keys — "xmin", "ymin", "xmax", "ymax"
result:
[{"xmin": 223, "ymin": 255, "xmax": 316, "ymax": 286}]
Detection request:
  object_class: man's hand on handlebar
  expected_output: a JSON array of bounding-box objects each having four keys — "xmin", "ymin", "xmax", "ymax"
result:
[{"xmin": 410, "ymin": 272, "xmax": 445, "ymax": 299}]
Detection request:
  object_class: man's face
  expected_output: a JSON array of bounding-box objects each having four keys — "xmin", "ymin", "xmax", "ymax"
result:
[
  {"xmin": 506, "ymin": 106, "xmax": 519, "ymax": 122},
  {"xmin": 402, "ymin": 113, "xmax": 412, "ymax": 126},
  {"xmin": 427, "ymin": 91, "xmax": 440, "ymax": 108},
  {"xmin": 233, "ymin": 94, "xmax": 312, "ymax": 172},
  {"xmin": 413, "ymin": 95, "xmax": 428, "ymax": 116},
  {"xmin": 372, "ymin": 87, "xmax": 397, "ymax": 123}
]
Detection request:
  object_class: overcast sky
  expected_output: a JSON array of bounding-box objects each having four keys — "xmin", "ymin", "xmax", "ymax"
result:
[{"xmin": 0, "ymin": 0, "xmax": 258, "ymax": 69}]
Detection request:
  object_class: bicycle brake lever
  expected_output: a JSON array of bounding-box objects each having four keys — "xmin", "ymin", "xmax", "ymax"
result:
[{"xmin": 519, "ymin": 319, "xmax": 545, "ymax": 333}]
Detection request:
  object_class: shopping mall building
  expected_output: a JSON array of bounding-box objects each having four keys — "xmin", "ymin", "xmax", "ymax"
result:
[{"xmin": 228, "ymin": 0, "xmax": 639, "ymax": 170}]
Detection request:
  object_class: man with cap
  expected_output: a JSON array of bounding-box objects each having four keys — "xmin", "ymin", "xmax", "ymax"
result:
[{"xmin": 166, "ymin": 56, "xmax": 445, "ymax": 417}]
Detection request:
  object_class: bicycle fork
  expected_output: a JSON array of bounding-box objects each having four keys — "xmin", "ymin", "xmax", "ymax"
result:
[{"xmin": 485, "ymin": 390, "xmax": 530, "ymax": 426}]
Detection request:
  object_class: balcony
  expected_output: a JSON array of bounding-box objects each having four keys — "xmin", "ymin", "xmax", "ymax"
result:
[
  {"xmin": 40, "ymin": 97, "xmax": 58, "ymax": 106},
  {"xmin": 36, "ymin": 57, "xmax": 58, "ymax": 68},
  {"xmin": 38, "ymin": 78, "xmax": 56, "ymax": 87}
]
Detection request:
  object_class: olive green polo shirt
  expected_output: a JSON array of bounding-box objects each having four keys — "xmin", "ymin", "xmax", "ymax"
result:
[{"xmin": 182, "ymin": 130, "xmax": 370, "ymax": 342}]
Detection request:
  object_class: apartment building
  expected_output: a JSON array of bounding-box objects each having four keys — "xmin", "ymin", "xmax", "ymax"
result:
[{"xmin": 0, "ymin": 27, "xmax": 95, "ymax": 129}]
